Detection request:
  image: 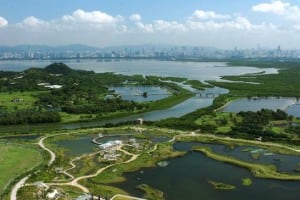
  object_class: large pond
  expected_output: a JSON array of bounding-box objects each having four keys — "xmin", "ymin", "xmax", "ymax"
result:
[
  {"xmin": 53, "ymin": 132, "xmax": 170, "ymax": 156},
  {"xmin": 0, "ymin": 59, "xmax": 277, "ymax": 82},
  {"xmin": 54, "ymin": 135, "xmax": 97, "ymax": 156},
  {"xmin": 174, "ymin": 142, "xmax": 300, "ymax": 174},
  {"xmin": 109, "ymin": 86, "xmax": 170, "ymax": 102},
  {"xmin": 115, "ymin": 143, "xmax": 300, "ymax": 200},
  {"xmin": 222, "ymin": 97, "xmax": 300, "ymax": 117}
]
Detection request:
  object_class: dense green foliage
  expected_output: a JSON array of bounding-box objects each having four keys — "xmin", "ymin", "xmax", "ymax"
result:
[
  {"xmin": 232, "ymin": 109, "xmax": 288, "ymax": 138},
  {"xmin": 0, "ymin": 63, "xmax": 191, "ymax": 125},
  {"xmin": 0, "ymin": 110, "xmax": 61, "ymax": 125}
]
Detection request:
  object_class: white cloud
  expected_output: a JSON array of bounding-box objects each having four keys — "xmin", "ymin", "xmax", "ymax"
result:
[
  {"xmin": 135, "ymin": 20, "xmax": 186, "ymax": 33},
  {"xmin": 153, "ymin": 20, "xmax": 186, "ymax": 32},
  {"xmin": 20, "ymin": 16, "xmax": 47, "ymax": 27},
  {"xmin": 2, "ymin": 8, "xmax": 298, "ymax": 48},
  {"xmin": 192, "ymin": 10, "xmax": 231, "ymax": 20},
  {"xmin": 129, "ymin": 14, "xmax": 141, "ymax": 22},
  {"xmin": 187, "ymin": 15, "xmax": 262, "ymax": 31},
  {"xmin": 187, "ymin": 9, "xmax": 263, "ymax": 31},
  {"xmin": 62, "ymin": 9, "xmax": 118, "ymax": 24},
  {"xmin": 252, "ymin": 1, "xmax": 300, "ymax": 21},
  {"xmin": 14, "ymin": 9, "xmax": 124, "ymax": 33},
  {"xmin": 136, "ymin": 22, "xmax": 154, "ymax": 33},
  {"xmin": 0, "ymin": 16, "xmax": 8, "ymax": 27},
  {"xmin": 252, "ymin": 1, "xmax": 289, "ymax": 14}
]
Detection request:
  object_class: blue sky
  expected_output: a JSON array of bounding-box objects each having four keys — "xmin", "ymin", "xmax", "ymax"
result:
[
  {"xmin": 0, "ymin": 0, "xmax": 300, "ymax": 48},
  {"xmin": 0, "ymin": 0, "xmax": 269, "ymax": 22}
]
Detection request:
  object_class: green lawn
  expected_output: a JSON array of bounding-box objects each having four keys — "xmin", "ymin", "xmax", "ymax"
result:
[
  {"xmin": 0, "ymin": 144, "xmax": 42, "ymax": 193},
  {"xmin": 0, "ymin": 91, "xmax": 43, "ymax": 111}
]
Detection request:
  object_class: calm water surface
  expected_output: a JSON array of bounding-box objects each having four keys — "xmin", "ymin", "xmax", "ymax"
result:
[
  {"xmin": 174, "ymin": 142, "xmax": 300, "ymax": 174},
  {"xmin": 116, "ymin": 151, "xmax": 300, "ymax": 200},
  {"xmin": 54, "ymin": 135, "xmax": 97, "ymax": 156}
]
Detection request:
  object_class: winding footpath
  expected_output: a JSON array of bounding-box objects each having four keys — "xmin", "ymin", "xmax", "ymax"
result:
[
  {"xmin": 11, "ymin": 133, "xmax": 143, "ymax": 199},
  {"xmin": 10, "ymin": 176, "xmax": 29, "ymax": 200},
  {"xmin": 38, "ymin": 135, "xmax": 57, "ymax": 166},
  {"xmin": 111, "ymin": 194, "xmax": 147, "ymax": 200}
]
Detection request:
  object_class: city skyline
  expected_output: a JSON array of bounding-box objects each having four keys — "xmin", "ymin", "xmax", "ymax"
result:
[{"xmin": 1, "ymin": 0, "xmax": 300, "ymax": 48}]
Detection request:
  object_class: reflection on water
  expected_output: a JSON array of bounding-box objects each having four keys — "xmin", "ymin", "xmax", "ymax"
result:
[{"xmin": 222, "ymin": 97, "xmax": 298, "ymax": 116}]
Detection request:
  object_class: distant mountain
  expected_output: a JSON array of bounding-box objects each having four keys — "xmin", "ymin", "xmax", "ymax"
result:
[{"xmin": 44, "ymin": 63, "xmax": 73, "ymax": 75}]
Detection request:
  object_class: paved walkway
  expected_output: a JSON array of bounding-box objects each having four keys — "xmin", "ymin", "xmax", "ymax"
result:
[
  {"xmin": 10, "ymin": 176, "xmax": 29, "ymax": 200},
  {"xmin": 111, "ymin": 194, "xmax": 147, "ymax": 200},
  {"xmin": 38, "ymin": 136, "xmax": 56, "ymax": 166}
]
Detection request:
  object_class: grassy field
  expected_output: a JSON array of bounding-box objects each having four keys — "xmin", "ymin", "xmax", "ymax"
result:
[
  {"xmin": 0, "ymin": 144, "xmax": 42, "ymax": 194},
  {"xmin": 0, "ymin": 91, "xmax": 42, "ymax": 111}
]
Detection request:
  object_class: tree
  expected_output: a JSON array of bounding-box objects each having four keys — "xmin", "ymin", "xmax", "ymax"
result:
[{"xmin": 142, "ymin": 92, "xmax": 148, "ymax": 98}]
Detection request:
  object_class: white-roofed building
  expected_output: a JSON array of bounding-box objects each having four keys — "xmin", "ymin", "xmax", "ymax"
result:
[{"xmin": 99, "ymin": 140, "xmax": 123, "ymax": 151}]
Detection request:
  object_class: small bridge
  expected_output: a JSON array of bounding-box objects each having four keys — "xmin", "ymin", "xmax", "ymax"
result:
[{"xmin": 194, "ymin": 92, "xmax": 220, "ymax": 98}]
